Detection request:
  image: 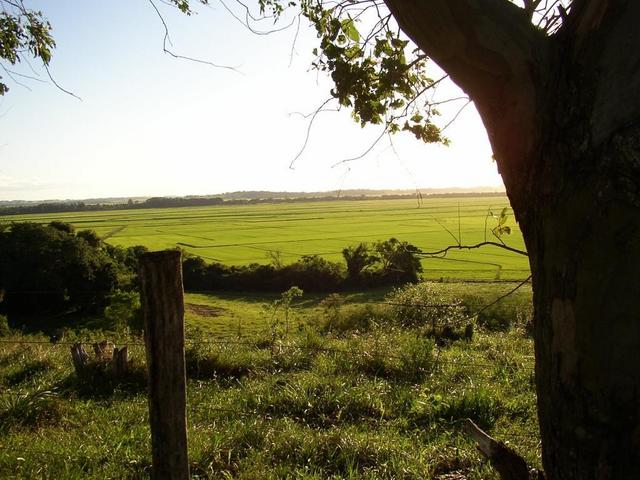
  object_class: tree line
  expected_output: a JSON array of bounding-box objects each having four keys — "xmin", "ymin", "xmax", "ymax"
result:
[
  {"xmin": 182, "ymin": 237, "xmax": 422, "ymax": 293},
  {"xmin": 0, "ymin": 222, "xmax": 423, "ymax": 324},
  {"xmin": 0, "ymin": 192, "xmax": 507, "ymax": 217}
]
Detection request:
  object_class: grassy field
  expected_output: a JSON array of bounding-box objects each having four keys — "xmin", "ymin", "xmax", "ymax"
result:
[
  {"xmin": 0, "ymin": 283, "xmax": 537, "ymax": 479},
  {"xmin": 183, "ymin": 282, "xmax": 533, "ymax": 338},
  {"xmin": 0, "ymin": 197, "xmax": 537, "ymax": 478},
  {"xmin": 0, "ymin": 196, "xmax": 530, "ymax": 280}
]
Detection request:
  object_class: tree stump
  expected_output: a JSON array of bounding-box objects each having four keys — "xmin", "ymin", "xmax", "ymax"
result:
[{"xmin": 70, "ymin": 341, "xmax": 130, "ymax": 379}]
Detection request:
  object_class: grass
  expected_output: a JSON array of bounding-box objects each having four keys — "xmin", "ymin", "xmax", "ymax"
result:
[
  {"xmin": 184, "ymin": 281, "xmax": 532, "ymax": 338},
  {"xmin": 0, "ymin": 196, "xmax": 530, "ymax": 281},
  {"xmin": 0, "ymin": 282, "xmax": 538, "ymax": 479}
]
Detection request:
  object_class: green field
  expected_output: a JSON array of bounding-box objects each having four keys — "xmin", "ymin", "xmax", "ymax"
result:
[{"xmin": 0, "ymin": 196, "xmax": 530, "ymax": 280}]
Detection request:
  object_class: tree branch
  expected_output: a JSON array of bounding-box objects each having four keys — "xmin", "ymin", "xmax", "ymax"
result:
[
  {"xmin": 382, "ymin": 0, "xmax": 545, "ymax": 97},
  {"xmin": 382, "ymin": 0, "xmax": 550, "ymax": 204},
  {"xmin": 420, "ymin": 241, "xmax": 529, "ymax": 258},
  {"xmin": 148, "ymin": 0, "xmax": 241, "ymax": 72}
]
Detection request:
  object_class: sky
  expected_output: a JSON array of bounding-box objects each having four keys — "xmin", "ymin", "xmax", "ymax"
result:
[{"xmin": 0, "ymin": 0, "xmax": 502, "ymax": 201}]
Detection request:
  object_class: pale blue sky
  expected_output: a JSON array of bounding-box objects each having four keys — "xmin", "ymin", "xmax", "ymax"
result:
[{"xmin": 0, "ymin": 0, "xmax": 501, "ymax": 201}]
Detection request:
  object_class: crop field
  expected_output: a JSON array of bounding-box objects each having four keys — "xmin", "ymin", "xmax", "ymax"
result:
[{"xmin": 0, "ymin": 196, "xmax": 530, "ymax": 280}]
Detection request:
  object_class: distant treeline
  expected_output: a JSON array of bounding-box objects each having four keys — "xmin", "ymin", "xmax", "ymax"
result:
[{"xmin": 0, "ymin": 192, "xmax": 507, "ymax": 217}]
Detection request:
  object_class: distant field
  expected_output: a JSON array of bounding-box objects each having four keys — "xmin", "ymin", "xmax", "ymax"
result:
[{"xmin": 0, "ymin": 196, "xmax": 530, "ymax": 280}]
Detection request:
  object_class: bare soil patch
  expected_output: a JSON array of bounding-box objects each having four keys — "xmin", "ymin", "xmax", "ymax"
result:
[{"xmin": 186, "ymin": 303, "xmax": 226, "ymax": 317}]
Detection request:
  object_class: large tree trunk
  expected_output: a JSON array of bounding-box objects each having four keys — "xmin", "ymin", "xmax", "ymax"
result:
[
  {"xmin": 383, "ymin": 1, "xmax": 640, "ymax": 478},
  {"xmin": 523, "ymin": 123, "xmax": 640, "ymax": 478}
]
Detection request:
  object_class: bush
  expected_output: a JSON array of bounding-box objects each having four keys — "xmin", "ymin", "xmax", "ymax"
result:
[
  {"xmin": 181, "ymin": 238, "xmax": 425, "ymax": 293},
  {"xmin": 0, "ymin": 314, "xmax": 11, "ymax": 336},
  {"xmin": 332, "ymin": 329, "xmax": 434, "ymax": 382},
  {"xmin": 320, "ymin": 300, "xmax": 391, "ymax": 334},
  {"xmin": 476, "ymin": 302, "xmax": 533, "ymax": 332},
  {"xmin": 104, "ymin": 290, "xmax": 142, "ymax": 333},
  {"xmin": 374, "ymin": 237, "xmax": 423, "ymax": 284},
  {"xmin": 460, "ymin": 289, "xmax": 533, "ymax": 333},
  {"xmin": 386, "ymin": 282, "xmax": 466, "ymax": 331}
]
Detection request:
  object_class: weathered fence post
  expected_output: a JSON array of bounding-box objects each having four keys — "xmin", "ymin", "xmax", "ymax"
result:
[{"xmin": 139, "ymin": 250, "xmax": 189, "ymax": 480}]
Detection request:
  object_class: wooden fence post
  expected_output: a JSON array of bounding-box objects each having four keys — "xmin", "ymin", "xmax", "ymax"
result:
[{"xmin": 139, "ymin": 250, "xmax": 189, "ymax": 480}]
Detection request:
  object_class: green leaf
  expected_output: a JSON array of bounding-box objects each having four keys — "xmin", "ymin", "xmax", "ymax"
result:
[{"xmin": 341, "ymin": 19, "xmax": 360, "ymax": 42}]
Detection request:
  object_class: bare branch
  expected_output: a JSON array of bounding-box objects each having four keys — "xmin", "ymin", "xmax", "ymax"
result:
[
  {"xmin": 288, "ymin": 13, "xmax": 301, "ymax": 67},
  {"xmin": 331, "ymin": 126, "xmax": 388, "ymax": 167},
  {"xmin": 472, "ymin": 274, "xmax": 533, "ymax": 318},
  {"xmin": 440, "ymin": 99, "xmax": 472, "ymax": 132},
  {"xmin": 421, "ymin": 241, "xmax": 528, "ymax": 258},
  {"xmin": 44, "ymin": 65, "xmax": 82, "ymax": 101},
  {"xmin": 218, "ymin": 0, "xmax": 297, "ymax": 35},
  {"xmin": 148, "ymin": 0, "xmax": 241, "ymax": 73},
  {"xmin": 0, "ymin": 64, "xmax": 31, "ymax": 91},
  {"xmin": 289, "ymin": 97, "xmax": 334, "ymax": 169}
]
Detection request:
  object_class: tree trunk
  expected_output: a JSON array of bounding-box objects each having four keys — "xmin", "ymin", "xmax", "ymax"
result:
[
  {"xmin": 383, "ymin": 2, "xmax": 640, "ymax": 477},
  {"xmin": 521, "ymin": 123, "xmax": 640, "ymax": 479}
]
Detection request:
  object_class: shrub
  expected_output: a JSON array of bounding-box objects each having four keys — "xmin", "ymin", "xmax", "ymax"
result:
[
  {"xmin": 320, "ymin": 302, "xmax": 390, "ymax": 334},
  {"xmin": 374, "ymin": 238, "xmax": 423, "ymax": 283},
  {"xmin": 332, "ymin": 330, "xmax": 434, "ymax": 382},
  {"xmin": 386, "ymin": 282, "xmax": 466, "ymax": 331},
  {"xmin": 342, "ymin": 243, "xmax": 377, "ymax": 282},
  {"xmin": 477, "ymin": 302, "xmax": 533, "ymax": 332},
  {"xmin": 104, "ymin": 290, "xmax": 142, "ymax": 333},
  {"xmin": 0, "ymin": 314, "xmax": 10, "ymax": 336}
]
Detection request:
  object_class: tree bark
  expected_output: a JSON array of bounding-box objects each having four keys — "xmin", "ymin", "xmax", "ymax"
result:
[
  {"xmin": 383, "ymin": 0, "xmax": 640, "ymax": 478},
  {"xmin": 524, "ymin": 122, "xmax": 640, "ymax": 479}
]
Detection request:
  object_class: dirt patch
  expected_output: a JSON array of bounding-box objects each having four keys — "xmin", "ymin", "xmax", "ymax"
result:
[{"xmin": 186, "ymin": 303, "xmax": 226, "ymax": 317}]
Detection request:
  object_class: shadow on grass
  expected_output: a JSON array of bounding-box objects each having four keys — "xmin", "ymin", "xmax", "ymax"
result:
[
  {"xmin": 0, "ymin": 391, "xmax": 69, "ymax": 431},
  {"xmin": 5, "ymin": 359, "xmax": 55, "ymax": 386}
]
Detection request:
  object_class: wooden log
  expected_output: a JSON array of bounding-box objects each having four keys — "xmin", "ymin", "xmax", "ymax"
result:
[
  {"xmin": 139, "ymin": 250, "xmax": 189, "ymax": 480},
  {"xmin": 70, "ymin": 343, "xmax": 89, "ymax": 374},
  {"xmin": 462, "ymin": 418, "xmax": 533, "ymax": 480}
]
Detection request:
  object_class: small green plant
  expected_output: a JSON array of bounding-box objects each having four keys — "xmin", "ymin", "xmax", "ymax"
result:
[
  {"xmin": 264, "ymin": 286, "xmax": 303, "ymax": 341},
  {"xmin": 0, "ymin": 391, "xmax": 68, "ymax": 430},
  {"xmin": 398, "ymin": 335, "xmax": 435, "ymax": 380},
  {"xmin": 0, "ymin": 314, "xmax": 11, "ymax": 336},
  {"xmin": 412, "ymin": 389, "xmax": 502, "ymax": 431}
]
